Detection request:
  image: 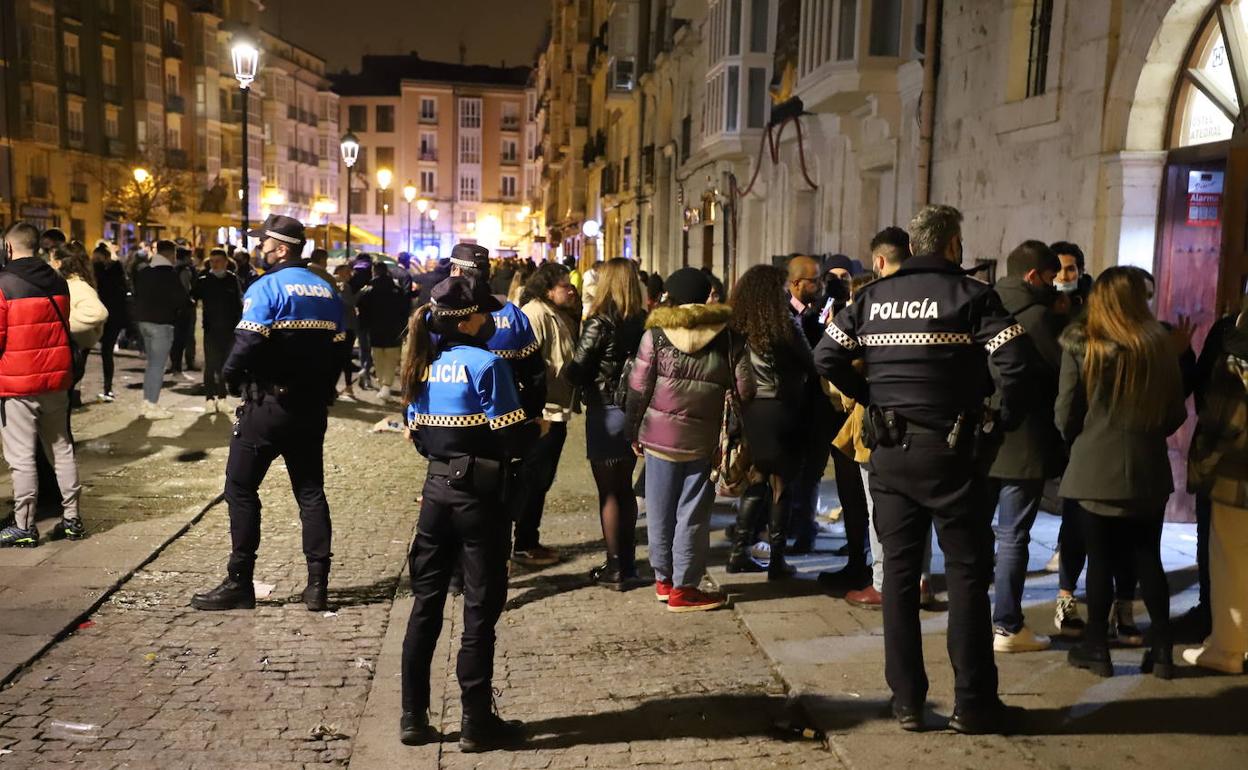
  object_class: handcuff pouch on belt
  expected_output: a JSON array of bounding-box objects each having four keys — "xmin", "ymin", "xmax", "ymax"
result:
[
  {"xmin": 863, "ymin": 405, "xmax": 904, "ymax": 449},
  {"xmin": 432, "ymin": 456, "xmax": 509, "ymax": 501}
]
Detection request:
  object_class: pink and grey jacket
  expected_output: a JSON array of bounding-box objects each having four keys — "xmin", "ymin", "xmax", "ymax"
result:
[{"xmin": 624, "ymin": 303, "xmax": 755, "ymax": 461}]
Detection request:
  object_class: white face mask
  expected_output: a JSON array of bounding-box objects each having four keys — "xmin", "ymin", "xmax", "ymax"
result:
[
  {"xmin": 1054, "ymin": 280, "xmax": 1079, "ymax": 293},
  {"xmin": 211, "ymin": 268, "xmax": 228, "ymax": 278}
]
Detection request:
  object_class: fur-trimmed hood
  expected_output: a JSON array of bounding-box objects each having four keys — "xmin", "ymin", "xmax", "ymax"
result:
[
  {"xmin": 645, "ymin": 303, "xmax": 733, "ymax": 354},
  {"xmin": 1058, "ymin": 316, "xmax": 1087, "ymax": 357}
]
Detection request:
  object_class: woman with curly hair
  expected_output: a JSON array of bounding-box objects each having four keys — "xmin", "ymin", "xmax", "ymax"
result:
[{"xmin": 727, "ymin": 264, "xmax": 815, "ymax": 579}]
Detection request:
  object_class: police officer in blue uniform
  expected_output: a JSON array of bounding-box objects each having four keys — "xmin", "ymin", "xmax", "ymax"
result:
[
  {"xmin": 398, "ymin": 276, "xmax": 537, "ymax": 752},
  {"xmin": 192, "ymin": 214, "xmax": 347, "ymax": 613},
  {"xmin": 446, "ymin": 243, "xmax": 546, "ymax": 420},
  {"xmin": 814, "ymin": 205, "xmax": 1033, "ymax": 735}
]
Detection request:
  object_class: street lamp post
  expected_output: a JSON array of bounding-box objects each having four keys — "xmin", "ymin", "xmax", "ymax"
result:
[
  {"xmin": 376, "ymin": 168, "xmax": 393, "ymax": 255},
  {"xmin": 428, "ymin": 207, "xmax": 439, "ymax": 258},
  {"xmin": 415, "ymin": 197, "xmax": 429, "ymax": 252},
  {"xmin": 403, "ymin": 182, "xmax": 417, "ymax": 255},
  {"xmin": 340, "ymin": 132, "xmax": 359, "ymax": 261},
  {"xmin": 231, "ymin": 38, "xmax": 259, "ymax": 249}
]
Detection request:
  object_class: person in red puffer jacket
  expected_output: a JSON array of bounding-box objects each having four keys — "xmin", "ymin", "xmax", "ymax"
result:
[{"xmin": 0, "ymin": 222, "xmax": 84, "ymax": 547}]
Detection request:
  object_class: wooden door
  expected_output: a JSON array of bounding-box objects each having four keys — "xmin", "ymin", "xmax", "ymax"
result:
[
  {"xmin": 701, "ymin": 224, "xmax": 715, "ymax": 271},
  {"xmin": 1154, "ymin": 158, "xmax": 1226, "ymax": 522}
]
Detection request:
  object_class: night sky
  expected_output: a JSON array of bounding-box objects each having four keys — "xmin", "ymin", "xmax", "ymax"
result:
[{"xmin": 261, "ymin": 0, "xmax": 551, "ymax": 74}]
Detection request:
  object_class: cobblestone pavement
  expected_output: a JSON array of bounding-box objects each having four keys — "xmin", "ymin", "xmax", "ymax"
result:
[{"xmin": 1, "ymin": 387, "xmax": 830, "ymax": 768}]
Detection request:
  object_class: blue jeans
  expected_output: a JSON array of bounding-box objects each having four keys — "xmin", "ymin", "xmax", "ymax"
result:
[
  {"xmin": 644, "ymin": 454, "xmax": 715, "ymax": 589},
  {"xmin": 988, "ymin": 478, "xmax": 1044, "ymax": 633},
  {"xmin": 138, "ymin": 322, "xmax": 175, "ymax": 404}
]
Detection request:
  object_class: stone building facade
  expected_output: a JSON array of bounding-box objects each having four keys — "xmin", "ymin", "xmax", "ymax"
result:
[{"xmin": 539, "ymin": 0, "xmax": 1248, "ymax": 330}]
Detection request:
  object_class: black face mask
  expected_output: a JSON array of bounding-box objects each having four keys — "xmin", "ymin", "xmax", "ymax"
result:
[
  {"xmin": 823, "ymin": 275, "xmax": 850, "ymax": 310},
  {"xmin": 475, "ymin": 315, "xmax": 497, "ymax": 343}
]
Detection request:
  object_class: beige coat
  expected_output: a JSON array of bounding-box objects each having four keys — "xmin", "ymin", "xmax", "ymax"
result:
[
  {"xmin": 67, "ymin": 276, "xmax": 109, "ymax": 349},
  {"xmin": 522, "ymin": 298, "xmax": 577, "ymax": 421}
]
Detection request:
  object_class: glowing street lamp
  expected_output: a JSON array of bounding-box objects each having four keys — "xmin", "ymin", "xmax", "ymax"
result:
[
  {"xmin": 340, "ymin": 131, "xmax": 359, "ymax": 259},
  {"xmin": 231, "ymin": 37, "xmax": 260, "ymax": 245},
  {"xmin": 403, "ymin": 182, "xmax": 417, "ymax": 254},
  {"xmin": 132, "ymin": 167, "xmax": 151, "ymax": 184},
  {"xmin": 376, "ymin": 168, "xmax": 393, "ymax": 254}
]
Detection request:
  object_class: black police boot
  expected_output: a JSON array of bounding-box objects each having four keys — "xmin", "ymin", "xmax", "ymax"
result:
[
  {"xmin": 767, "ymin": 486, "xmax": 796, "ymax": 580},
  {"xmin": 948, "ymin": 698, "xmax": 1025, "ymax": 735},
  {"xmin": 399, "ymin": 711, "xmax": 436, "ymax": 746},
  {"xmin": 460, "ymin": 709, "xmax": 525, "ymax": 753},
  {"xmin": 1067, "ymin": 642, "xmax": 1113, "ymax": 678},
  {"xmin": 302, "ymin": 561, "xmax": 330, "ymax": 612},
  {"xmin": 191, "ymin": 574, "xmax": 256, "ymax": 611},
  {"xmin": 726, "ymin": 485, "xmax": 766, "ymax": 574}
]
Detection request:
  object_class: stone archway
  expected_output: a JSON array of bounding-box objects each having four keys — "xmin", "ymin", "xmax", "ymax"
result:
[{"xmin": 1097, "ymin": 0, "xmax": 1213, "ymax": 271}]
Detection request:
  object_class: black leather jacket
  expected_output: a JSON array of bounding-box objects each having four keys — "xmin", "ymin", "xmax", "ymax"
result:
[
  {"xmin": 748, "ymin": 324, "xmax": 814, "ymax": 403},
  {"xmin": 566, "ymin": 312, "xmax": 646, "ymax": 408}
]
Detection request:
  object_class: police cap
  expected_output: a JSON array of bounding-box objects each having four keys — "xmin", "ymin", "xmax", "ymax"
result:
[
  {"xmin": 430, "ymin": 276, "xmax": 502, "ymax": 318},
  {"xmin": 247, "ymin": 214, "xmax": 306, "ymax": 247},
  {"xmin": 449, "ymin": 242, "xmax": 490, "ymax": 272}
]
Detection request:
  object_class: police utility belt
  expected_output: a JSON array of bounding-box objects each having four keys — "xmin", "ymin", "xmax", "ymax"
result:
[
  {"xmin": 862, "ymin": 405, "xmax": 997, "ymax": 455},
  {"xmin": 428, "ymin": 455, "xmax": 517, "ymax": 500}
]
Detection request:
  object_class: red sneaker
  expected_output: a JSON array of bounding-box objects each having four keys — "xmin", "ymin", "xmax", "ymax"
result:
[
  {"xmin": 845, "ymin": 585, "xmax": 883, "ymax": 609},
  {"xmin": 667, "ymin": 586, "xmax": 726, "ymax": 613},
  {"xmin": 655, "ymin": 579, "xmax": 673, "ymax": 603}
]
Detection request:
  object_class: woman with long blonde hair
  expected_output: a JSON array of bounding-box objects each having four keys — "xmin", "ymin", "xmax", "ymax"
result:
[
  {"xmin": 1056, "ymin": 266, "xmax": 1187, "ymax": 680},
  {"xmin": 565, "ymin": 258, "xmax": 647, "ymax": 588}
]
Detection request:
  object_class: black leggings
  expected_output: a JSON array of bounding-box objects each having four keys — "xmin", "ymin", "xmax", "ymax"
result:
[
  {"xmin": 99, "ymin": 317, "xmax": 126, "ymax": 394},
  {"xmin": 591, "ymin": 457, "xmax": 638, "ymax": 572},
  {"xmin": 1059, "ymin": 499, "xmax": 1136, "ymax": 600},
  {"xmin": 1082, "ymin": 510, "xmax": 1170, "ymax": 647}
]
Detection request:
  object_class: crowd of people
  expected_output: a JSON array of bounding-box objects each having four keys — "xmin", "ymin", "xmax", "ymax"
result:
[{"xmin": 0, "ymin": 201, "xmax": 1245, "ymax": 748}]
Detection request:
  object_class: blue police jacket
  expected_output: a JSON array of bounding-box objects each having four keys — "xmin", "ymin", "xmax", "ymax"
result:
[
  {"xmin": 223, "ymin": 259, "xmax": 347, "ymax": 404},
  {"xmin": 405, "ymin": 341, "xmax": 531, "ymax": 460},
  {"xmin": 487, "ymin": 300, "xmax": 546, "ymax": 419}
]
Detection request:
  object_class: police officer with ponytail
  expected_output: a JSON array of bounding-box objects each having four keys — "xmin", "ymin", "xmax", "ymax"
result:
[{"xmin": 398, "ymin": 276, "xmax": 537, "ymax": 752}]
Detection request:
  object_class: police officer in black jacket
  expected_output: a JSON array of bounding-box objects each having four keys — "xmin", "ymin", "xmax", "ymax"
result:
[
  {"xmin": 398, "ymin": 277, "xmax": 537, "ymax": 752},
  {"xmin": 814, "ymin": 205, "xmax": 1033, "ymax": 735},
  {"xmin": 192, "ymin": 215, "xmax": 347, "ymax": 613}
]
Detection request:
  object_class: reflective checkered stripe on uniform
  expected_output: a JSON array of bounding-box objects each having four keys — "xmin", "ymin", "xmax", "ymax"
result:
[
  {"xmin": 858, "ymin": 332, "xmax": 974, "ymax": 346},
  {"xmin": 488, "ymin": 408, "xmax": 526, "ymax": 430},
  {"xmin": 825, "ymin": 323, "xmax": 858, "ymax": 350},
  {"xmin": 237, "ymin": 320, "xmax": 270, "ymax": 336},
  {"xmin": 273, "ymin": 319, "xmax": 339, "ymax": 332},
  {"xmin": 491, "ymin": 339, "xmax": 540, "ymax": 359},
  {"xmin": 984, "ymin": 324, "xmax": 1025, "ymax": 354},
  {"xmin": 407, "ymin": 412, "xmax": 490, "ymax": 429}
]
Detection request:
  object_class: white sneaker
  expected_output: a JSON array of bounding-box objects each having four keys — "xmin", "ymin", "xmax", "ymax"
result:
[
  {"xmin": 181, "ymin": 371, "xmax": 196, "ymax": 382},
  {"xmin": 1044, "ymin": 548, "xmax": 1061, "ymax": 573},
  {"xmin": 993, "ymin": 625, "xmax": 1052, "ymax": 653},
  {"xmin": 142, "ymin": 401, "xmax": 173, "ymax": 421},
  {"xmin": 378, "ymin": 386, "xmax": 391, "ymax": 401}
]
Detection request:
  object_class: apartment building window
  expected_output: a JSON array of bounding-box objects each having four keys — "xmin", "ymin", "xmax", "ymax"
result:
[
  {"xmin": 459, "ymin": 173, "xmax": 479, "ymax": 201},
  {"xmin": 167, "ymin": 116, "xmax": 182, "ymax": 148},
  {"xmin": 1025, "ymin": 0, "xmax": 1055, "ymax": 98},
  {"xmin": 868, "ymin": 0, "xmax": 902, "ymax": 57},
  {"xmin": 420, "ymin": 97, "xmax": 437, "ymax": 122},
  {"xmin": 166, "ymin": 68, "xmax": 179, "ymax": 96},
  {"xmin": 729, "ymin": 0, "xmax": 742, "ymax": 55},
  {"xmin": 460, "ymin": 209, "xmax": 476, "ymax": 227},
  {"xmin": 837, "ymin": 0, "xmax": 856, "ymax": 60},
  {"xmin": 459, "ymin": 98, "xmax": 482, "ymax": 129},
  {"xmin": 354, "ymin": 146, "xmax": 368, "ymax": 172},
  {"xmin": 460, "ymin": 134, "xmax": 481, "ymax": 164},
  {"xmin": 376, "ymin": 105, "xmax": 395, "ymax": 132},
  {"xmin": 143, "ymin": 0, "xmax": 160, "ymax": 46},
  {"xmin": 162, "ymin": 2, "xmax": 178, "ymax": 39},
  {"xmin": 419, "ymin": 170, "xmax": 436, "ymax": 194},
  {"xmin": 102, "ymin": 46, "xmax": 117, "ymax": 85},
  {"xmin": 375, "ymin": 146, "xmax": 395, "ymax": 171},
  {"xmin": 347, "ymin": 104, "xmax": 367, "ymax": 132},
  {"xmin": 747, "ymin": 67, "xmax": 768, "ymax": 128},
  {"xmin": 104, "ymin": 107, "xmax": 120, "ymax": 139},
  {"xmin": 349, "ymin": 189, "xmax": 365, "ymax": 214},
  {"xmin": 502, "ymin": 102, "xmax": 520, "ymax": 130},
  {"xmin": 501, "ymin": 138, "xmax": 518, "ymax": 164},
  {"xmin": 726, "ymin": 67, "xmax": 740, "ymax": 131},
  {"xmin": 63, "ymin": 33, "xmax": 80, "ymax": 76},
  {"xmin": 66, "ymin": 101, "xmax": 85, "ymax": 145},
  {"xmin": 750, "ymin": 0, "xmax": 769, "ymax": 53},
  {"xmin": 501, "ymin": 174, "xmax": 517, "ymax": 199},
  {"xmin": 420, "ymin": 131, "xmax": 437, "ymax": 160}
]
